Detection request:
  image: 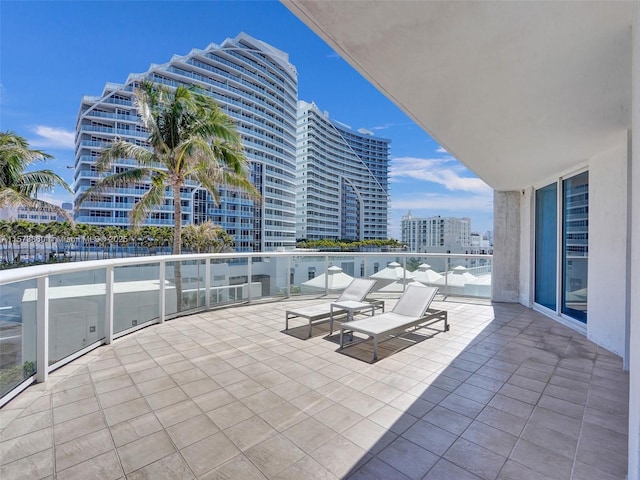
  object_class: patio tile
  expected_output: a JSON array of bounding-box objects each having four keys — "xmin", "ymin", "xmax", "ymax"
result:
[
  {"xmin": 224, "ymin": 415, "xmax": 278, "ymax": 451},
  {"xmin": 208, "ymin": 401, "xmax": 255, "ymax": 430},
  {"xmin": 367, "ymin": 404, "xmax": 418, "ymax": 435},
  {"xmin": 377, "ymin": 436, "xmax": 439, "ymax": 480},
  {"xmin": 259, "ymin": 402, "xmax": 309, "ymax": 431},
  {"xmin": 55, "ymin": 428, "xmax": 113, "ymax": 471},
  {"xmin": 144, "ymin": 386, "xmax": 188, "ymax": 410},
  {"xmin": 53, "ymin": 411, "xmax": 106, "ymax": 445},
  {"xmin": 401, "ymin": 418, "xmax": 458, "ymax": 456},
  {"xmin": 97, "ymin": 385, "xmax": 141, "ymax": 409},
  {"xmin": 423, "ymin": 405, "xmax": 473, "ymax": 435},
  {"xmin": 310, "ymin": 435, "xmax": 371, "ymax": 479},
  {"xmin": 487, "ymin": 394, "xmax": 534, "ymax": 419},
  {"xmin": 274, "ymin": 455, "xmax": 338, "ymax": 480},
  {"xmin": 126, "ymin": 452, "xmax": 194, "ymax": 480},
  {"xmin": 109, "ymin": 412, "xmax": 163, "ymax": 447},
  {"xmin": 340, "ymin": 391, "xmax": 385, "ymax": 417},
  {"xmin": 0, "ymin": 410, "xmax": 51, "ymax": 442},
  {"xmin": 166, "ymin": 413, "xmax": 219, "ymax": 449},
  {"xmin": 56, "ymin": 450, "xmax": 122, "ymax": 480},
  {"xmin": 282, "ymin": 417, "xmax": 337, "ymax": 453},
  {"xmin": 509, "ymin": 439, "xmax": 573, "ymax": 480},
  {"xmin": 444, "ymin": 437, "xmax": 507, "ymax": 480},
  {"xmin": 314, "ymin": 404, "xmax": 364, "ymax": 433},
  {"xmin": 347, "ymin": 456, "xmax": 410, "ymax": 480},
  {"xmin": 0, "ymin": 427, "xmax": 52, "ymax": 465},
  {"xmin": 461, "ymin": 421, "xmax": 518, "ymax": 457},
  {"xmin": 423, "ymin": 458, "xmax": 483, "ymax": 480},
  {"xmin": 201, "ymin": 454, "xmax": 266, "ymax": 480},
  {"xmin": 180, "ymin": 431, "xmax": 240, "ymax": 476},
  {"xmin": 0, "ymin": 449, "xmax": 53, "ymax": 480},
  {"xmin": 192, "ymin": 388, "xmax": 236, "ymax": 412},
  {"xmin": 103, "ymin": 397, "xmax": 150, "ymax": 426},
  {"xmin": 136, "ymin": 376, "xmax": 177, "ymax": 396},
  {"xmin": 497, "ymin": 459, "xmax": 550, "ymax": 480},
  {"xmin": 288, "ymin": 390, "xmax": 335, "ymax": 416},
  {"xmin": 475, "ymin": 406, "xmax": 527, "ymax": 437},
  {"xmin": 342, "ymin": 418, "xmax": 397, "ymax": 454},
  {"xmin": 245, "ymin": 434, "xmax": 306, "ymax": 477},
  {"xmin": 118, "ymin": 431, "xmax": 175, "ymax": 475},
  {"xmin": 520, "ymin": 422, "xmax": 578, "ymax": 459}
]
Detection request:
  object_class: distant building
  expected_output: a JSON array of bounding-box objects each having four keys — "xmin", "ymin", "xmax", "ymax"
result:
[
  {"xmin": 296, "ymin": 100, "xmax": 390, "ymax": 241},
  {"xmin": 0, "ymin": 203, "xmax": 73, "ymax": 223},
  {"xmin": 74, "ymin": 33, "xmax": 298, "ymax": 252},
  {"xmin": 401, "ymin": 211, "xmax": 471, "ymax": 251}
]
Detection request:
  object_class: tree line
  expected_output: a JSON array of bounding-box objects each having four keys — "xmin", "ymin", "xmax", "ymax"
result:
[{"xmin": 0, "ymin": 220, "xmax": 234, "ymax": 268}]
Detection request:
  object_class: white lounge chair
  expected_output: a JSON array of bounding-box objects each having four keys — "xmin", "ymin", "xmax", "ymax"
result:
[
  {"xmin": 285, "ymin": 278, "xmax": 382, "ymax": 338},
  {"xmin": 339, "ymin": 284, "xmax": 448, "ymax": 360}
]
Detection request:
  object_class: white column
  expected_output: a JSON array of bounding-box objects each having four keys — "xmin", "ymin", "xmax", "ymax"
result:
[
  {"xmin": 36, "ymin": 276, "xmax": 49, "ymax": 383},
  {"xmin": 205, "ymin": 259, "xmax": 211, "ymax": 309},
  {"xmin": 492, "ymin": 191, "xmax": 521, "ymax": 303},
  {"xmin": 247, "ymin": 257, "xmax": 253, "ymax": 303},
  {"xmin": 628, "ymin": 4, "xmax": 640, "ymax": 479},
  {"xmin": 159, "ymin": 260, "xmax": 166, "ymax": 323}
]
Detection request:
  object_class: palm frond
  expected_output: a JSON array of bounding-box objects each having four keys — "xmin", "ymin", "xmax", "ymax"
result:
[
  {"xmin": 98, "ymin": 140, "xmax": 155, "ymax": 171},
  {"xmin": 15, "ymin": 170, "xmax": 73, "ymax": 196},
  {"xmin": 130, "ymin": 173, "xmax": 167, "ymax": 227}
]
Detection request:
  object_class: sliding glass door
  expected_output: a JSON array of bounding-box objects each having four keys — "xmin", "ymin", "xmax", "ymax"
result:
[{"xmin": 534, "ymin": 171, "xmax": 588, "ymax": 324}]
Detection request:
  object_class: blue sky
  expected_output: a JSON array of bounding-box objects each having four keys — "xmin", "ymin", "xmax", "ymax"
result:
[{"xmin": 0, "ymin": 0, "xmax": 493, "ymax": 238}]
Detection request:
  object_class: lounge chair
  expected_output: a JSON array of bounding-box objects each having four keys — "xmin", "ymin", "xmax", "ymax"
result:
[
  {"xmin": 339, "ymin": 284, "xmax": 448, "ymax": 360},
  {"xmin": 285, "ymin": 278, "xmax": 382, "ymax": 338}
]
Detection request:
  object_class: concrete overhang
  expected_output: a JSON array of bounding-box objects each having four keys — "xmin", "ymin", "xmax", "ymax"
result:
[{"xmin": 283, "ymin": 1, "xmax": 634, "ymax": 190}]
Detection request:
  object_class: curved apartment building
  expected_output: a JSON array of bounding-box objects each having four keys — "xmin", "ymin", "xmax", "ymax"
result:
[
  {"xmin": 74, "ymin": 33, "xmax": 298, "ymax": 251},
  {"xmin": 296, "ymin": 100, "xmax": 390, "ymax": 241}
]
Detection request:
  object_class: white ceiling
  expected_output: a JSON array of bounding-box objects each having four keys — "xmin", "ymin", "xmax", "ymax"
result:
[{"xmin": 283, "ymin": 1, "xmax": 634, "ymax": 190}]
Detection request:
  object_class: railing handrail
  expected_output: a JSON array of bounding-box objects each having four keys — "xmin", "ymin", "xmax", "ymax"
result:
[{"xmin": 0, "ymin": 251, "xmax": 493, "ymax": 286}]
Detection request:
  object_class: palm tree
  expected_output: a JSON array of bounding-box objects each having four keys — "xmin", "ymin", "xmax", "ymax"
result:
[
  {"xmin": 77, "ymin": 81, "xmax": 258, "ymax": 310},
  {"xmin": 0, "ymin": 131, "xmax": 73, "ymax": 221}
]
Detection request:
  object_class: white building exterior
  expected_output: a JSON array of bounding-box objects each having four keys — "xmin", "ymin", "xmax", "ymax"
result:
[
  {"xmin": 74, "ymin": 33, "xmax": 298, "ymax": 252},
  {"xmin": 296, "ymin": 100, "xmax": 390, "ymax": 241},
  {"xmin": 401, "ymin": 211, "xmax": 471, "ymax": 251},
  {"xmin": 283, "ymin": 2, "xmax": 640, "ymax": 477},
  {"xmin": 0, "ymin": 203, "xmax": 73, "ymax": 223}
]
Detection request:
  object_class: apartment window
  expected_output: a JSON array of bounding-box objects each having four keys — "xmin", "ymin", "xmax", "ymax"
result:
[{"xmin": 534, "ymin": 171, "xmax": 588, "ymax": 324}]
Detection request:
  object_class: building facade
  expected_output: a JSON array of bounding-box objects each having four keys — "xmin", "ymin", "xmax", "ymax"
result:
[
  {"xmin": 296, "ymin": 100, "xmax": 390, "ymax": 241},
  {"xmin": 401, "ymin": 210, "xmax": 471, "ymax": 251},
  {"xmin": 74, "ymin": 33, "xmax": 298, "ymax": 251}
]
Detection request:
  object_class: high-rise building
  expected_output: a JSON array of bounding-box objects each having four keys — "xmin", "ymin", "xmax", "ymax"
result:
[
  {"xmin": 401, "ymin": 210, "xmax": 471, "ymax": 251},
  {"xmin": 296, "ymin": 100, "xmax": 390, "ymax": 241},
  {"xmin": 74, "ymin": 33, "xmax": 298, "ymax": 251}
]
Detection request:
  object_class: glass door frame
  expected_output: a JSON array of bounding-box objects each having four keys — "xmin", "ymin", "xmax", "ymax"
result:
[{"xmin": 532, "ymin": 167, "xmax": 589, "ymax": 334}]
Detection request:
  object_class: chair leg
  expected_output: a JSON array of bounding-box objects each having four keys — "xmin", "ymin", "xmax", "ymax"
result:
[
  {"xmin": 339, "ymin": 328, "xmax": 344, "ymax": 349},
  {"xmin": 308, "ymin": 321, "xmax": 312, "ymax": 338},
  {"xmin": 373, "ymin": 336, "xmax": 378, "ymax": 361}
]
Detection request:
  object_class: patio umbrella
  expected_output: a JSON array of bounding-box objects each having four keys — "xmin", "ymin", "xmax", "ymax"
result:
[
  {"xmin": 413, "ymin": 263, "xmax": 444, "ymax": 285},
  {"xmin": 369, "ymin": 261, "xmax": 416, "ymax": 292},
  {"xmin": 301, "ymin": 265, "xmax": 354, "ymax": 293}
]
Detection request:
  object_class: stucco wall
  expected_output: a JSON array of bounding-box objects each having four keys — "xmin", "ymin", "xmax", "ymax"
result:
[
  {"xmin": 492, "ymin": 191, "xmax": 520, "ymax": 303},
  {"xmin": 587, "ymin": 140, "xmax": 629, "ymax": 357}
]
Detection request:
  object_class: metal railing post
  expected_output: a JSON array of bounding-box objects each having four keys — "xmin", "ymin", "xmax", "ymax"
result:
[
  {"xmin": 159, "ymin": 260, "xmax": 166, "ymax": 323},
  {"xmin": 247, "ymin": 256, "xmax": 253, "ymax": 303},
  {"xmin": 105, "ymin": 266, "xmax": 114, "ymax": 344},
  {"xmin": 287, "ymin": 255, "xmax": 291, "ymax": 297},
  {"xmin": 205, "ymin": 258, "xmax": 211, "ymax": 309},
  {"xmin": 36, "ymin": 276, "xmax": 49, "ymax": 383},
  {"xmin": 325, "ymin": 255, "xmax": 329, "ymax": 295}
]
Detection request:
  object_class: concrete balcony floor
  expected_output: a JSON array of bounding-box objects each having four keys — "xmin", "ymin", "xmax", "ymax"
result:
[{"xmin": 0, "ymin": 296, "xmax": 629, "ymax": 480}]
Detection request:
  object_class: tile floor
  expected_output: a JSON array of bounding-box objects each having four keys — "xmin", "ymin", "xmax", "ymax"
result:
[{"xmin": 0, "ymin": 296, "xmax": 630, "ymax": 479}]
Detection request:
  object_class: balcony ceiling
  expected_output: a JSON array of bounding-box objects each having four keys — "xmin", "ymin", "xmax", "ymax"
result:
[{"xmin": 282, "ymin": 1, "xmax": 634, "ymax": 190}]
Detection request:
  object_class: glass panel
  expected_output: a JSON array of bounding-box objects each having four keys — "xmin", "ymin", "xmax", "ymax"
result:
[
  {"xmin": 225, "ymin": 257, "xmax": 249, "ymax": 302},
  {"xmin": 535, "ymin": 183, "xmax": 558, "ymax": 310},
  {"xmin": 166, "ymin": 260, "xmax": 206, "ymax": 313},
  {"xmin": 48, "ymin": 270, "xmax": 106, "ymax": 365},
  {"xmin": 114, "ymin": 263, "xmax": 161, "ymax": 334},
  {"xmin": 249, "ymin": 256, "xmax": 285, "ymax": 299},
  {"xmin": 0, "ymin": 279, "xmax": 37, "ymax": 398},
  {"xmin": 562, "ymin": 172, "xmax": 588, "ymax": 322}
]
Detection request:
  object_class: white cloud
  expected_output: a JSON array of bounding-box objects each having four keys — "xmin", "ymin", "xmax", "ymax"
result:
[
  {"xmin": 436, "ymin": 146, "xmax": 448, "ymax": 154},
  {"xmin": 391, "ymin": 192, "xmax": 493, "ymax": 214},
  {"xmin": 369, "ymin": 122, "xmax": 414, "ymax": 131},
  {"xmin": 35, "ymin": 192, "xmax": 73, "ymax": 207},
  {"xmin": 29, "ymin": 125, "xmax": 75, "ymax": 150},
  {"xmin": 390, "ymin": 157, "xmax": 492, "ymax": 195}
]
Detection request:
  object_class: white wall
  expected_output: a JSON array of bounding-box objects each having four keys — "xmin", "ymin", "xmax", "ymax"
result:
[{"xmin": 587, "ymin": 139, "xmax": 629, "ymax": 356}]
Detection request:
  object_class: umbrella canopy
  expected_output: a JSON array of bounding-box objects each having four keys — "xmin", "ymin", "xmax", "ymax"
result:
[
  {"xmin": 369, "ymin": 262, "xmax": 415, "ymax": 281},
  {"xmin": 435, "ymin": 265, "xmax": 477, "ymax": 287},
  {"xmin": 301, "ymin": 266, "xmax": 354, "ymax": 293},
  {"xmin": 413, "ymin": 263, "xmax": 444, "ymax": 284}
]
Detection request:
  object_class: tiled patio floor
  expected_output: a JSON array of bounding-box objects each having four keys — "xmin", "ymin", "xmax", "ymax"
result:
[{"xmin": 0, "ymin": 296, "xmax": 629, "ymax": 480}]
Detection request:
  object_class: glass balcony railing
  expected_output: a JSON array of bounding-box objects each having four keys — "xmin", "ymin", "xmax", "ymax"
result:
[{"xmin": 0, "ymin": 251, "xmax": 491, "ymax": 406}]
